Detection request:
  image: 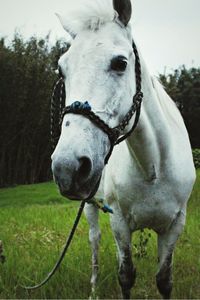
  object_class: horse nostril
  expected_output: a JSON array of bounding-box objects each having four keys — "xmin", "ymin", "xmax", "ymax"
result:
[{"xmin": 78, "ymin": 156, "xmax": 92, "ymax": 179}]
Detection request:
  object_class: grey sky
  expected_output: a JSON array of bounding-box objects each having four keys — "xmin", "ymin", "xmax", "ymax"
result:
[{"xmin": 0, "ymin": 0, "xmax": 199, "ymax": 75}]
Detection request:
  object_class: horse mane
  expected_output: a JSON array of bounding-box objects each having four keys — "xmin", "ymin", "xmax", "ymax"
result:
[
  {"xmin": 151, "ymin": 76, "xmax": 185, "ymax": 129},
  {"xmin": 58, "ymin": 0, "xmax": 116, "ymax": 35}
]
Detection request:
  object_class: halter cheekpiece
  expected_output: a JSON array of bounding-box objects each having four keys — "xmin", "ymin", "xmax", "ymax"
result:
[{"xmin": 51, "ymin": 40, "xmax": 143, "ymax": 164}]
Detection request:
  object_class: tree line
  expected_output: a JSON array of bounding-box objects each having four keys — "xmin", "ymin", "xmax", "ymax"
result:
[
  {"xmin": 159, "ymin": 67, "xmax": 200, "ymax": 148},
  {"xmin": 0, "ymin": 35, "xmax": 199, "ymax": 187}
]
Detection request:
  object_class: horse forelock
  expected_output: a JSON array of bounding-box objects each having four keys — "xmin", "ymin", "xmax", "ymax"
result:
[{"xmin": 59, "ymin": 0, "xmax": 117, "ymax": 34}]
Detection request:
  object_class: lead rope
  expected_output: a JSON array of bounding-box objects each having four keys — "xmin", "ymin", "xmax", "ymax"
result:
[
  {"xmin": 21, "ymin": 82, "xmax": 84, "ymax": 290},
  {"xmin": 22, "ymin": 201, "xmax": 85, "ymax": 290}
]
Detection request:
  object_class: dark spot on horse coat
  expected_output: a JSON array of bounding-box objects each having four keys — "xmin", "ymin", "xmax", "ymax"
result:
[{"xmin": 66, "ymin": 121, "xmax": 70, "ymax": 127}]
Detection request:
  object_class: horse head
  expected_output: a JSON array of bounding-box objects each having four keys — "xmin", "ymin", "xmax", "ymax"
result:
[{"xmin": 51, "ymin": 0, "xmax": 138, "ymax": 200}]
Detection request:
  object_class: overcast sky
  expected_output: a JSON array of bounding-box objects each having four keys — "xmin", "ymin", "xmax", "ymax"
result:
[{"xmin": 0, "ymin": 0, "xmax": 199, "ymax": 75}]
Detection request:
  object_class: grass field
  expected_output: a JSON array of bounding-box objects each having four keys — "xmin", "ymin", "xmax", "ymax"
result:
[{"xmin": 0, "ymin": 171, "xmax": 199, "ymax": 299}]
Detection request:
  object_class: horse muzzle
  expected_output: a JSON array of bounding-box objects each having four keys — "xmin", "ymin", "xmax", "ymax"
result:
[{"xmin": 51, "ymin": 154, "xmax": 102, "ymax": 200}]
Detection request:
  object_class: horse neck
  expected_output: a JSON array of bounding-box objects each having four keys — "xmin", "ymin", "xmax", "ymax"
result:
[{"xmin": 127, "ymin": 58, "xmax": 170, "ymax": 181}]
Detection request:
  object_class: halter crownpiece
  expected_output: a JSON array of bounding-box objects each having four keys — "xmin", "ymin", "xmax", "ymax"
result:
[{"xmin": 51, "ymin": 40, "xmax": 143, "ymax": 164}]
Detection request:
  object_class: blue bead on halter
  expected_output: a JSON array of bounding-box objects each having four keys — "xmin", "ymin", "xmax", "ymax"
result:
[
  {"xmin": 82, "ymin": 101, "xmax": 91, "ymax": 110},
  {"xmin": 70, "ymin": 101, "xmax": 91, "ymax": 111}
]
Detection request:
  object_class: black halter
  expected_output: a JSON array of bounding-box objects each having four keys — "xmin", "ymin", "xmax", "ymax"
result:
[{"xmin": 51, "ymin": 40, "xmax": 143, "ymax": 164}]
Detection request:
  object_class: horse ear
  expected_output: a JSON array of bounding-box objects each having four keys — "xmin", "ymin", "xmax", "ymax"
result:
[
  {"xmin": 113, "ymin": 0, "xmax": 132, "ymax": 26},
  {"xmin": 55, "ymin": 13, "xmax": 76, "ymax": 39}
]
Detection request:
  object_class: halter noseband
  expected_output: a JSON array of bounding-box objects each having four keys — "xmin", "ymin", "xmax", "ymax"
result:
[{"xmin": 51, "ymin": 40, "xmax": 143, "ymax": 164}]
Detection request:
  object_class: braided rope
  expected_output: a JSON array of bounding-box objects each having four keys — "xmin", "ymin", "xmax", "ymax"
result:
[
  {"xmin": 113, "ymin": 41, "xmax": 143, "ymax": 144},
  {"xmin": 22, "ymin": 201, "xmax": 85, "ymax": 290},
  {"xmin": 50, "ymin": 78, "xmax": 65, "ymax": 149},
  {"xmin": 62, "ymin": 106, "xmax": 119, "ymax": 144}
]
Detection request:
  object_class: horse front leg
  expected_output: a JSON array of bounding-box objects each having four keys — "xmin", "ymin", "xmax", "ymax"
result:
[
  {"xmin": 110, "ymin": 209, "xmax": 136, "ymax": 299},
  {"xmin": 156, "ymin": 209, "xmax": 186, "ymax": 299},
  {"xmin": 84, "ymin": 202, "xmax": 101, "ymax": 296}
]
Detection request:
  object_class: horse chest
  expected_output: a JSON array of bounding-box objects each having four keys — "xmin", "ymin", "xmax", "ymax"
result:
[
  {"xmin": 111, "ymin": 180, "xmax": 180, "ymax": 232},
  {"xmin": 104, "ymin": 148, "xmax": 182, "ymax": 232}
]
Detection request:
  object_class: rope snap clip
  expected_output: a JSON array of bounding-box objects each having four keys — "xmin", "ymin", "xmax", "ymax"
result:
[{"xmin": 93, "ymin": 199, "xmax": 113, "ymax": 214}]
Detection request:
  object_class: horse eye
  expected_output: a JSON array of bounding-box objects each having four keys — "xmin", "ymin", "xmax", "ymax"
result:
[{"xmin": 110, "ymin": 56, "xmax": 128, "ymax": 72}]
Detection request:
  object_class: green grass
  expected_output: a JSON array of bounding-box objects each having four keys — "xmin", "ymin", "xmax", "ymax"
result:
[
  {"xmin": 0, "ymin": 182, "xmax": 67, "ymax": 207},
  {"xmin": 0, "ymin": 171, "xmax": 200, "ymax": 299}
]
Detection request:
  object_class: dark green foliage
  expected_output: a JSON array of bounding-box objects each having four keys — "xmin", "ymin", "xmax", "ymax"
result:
[
  {"xmin": 133, "ymin": 229, "xmax": 151, "ymax": 258},
  {"xmin": 159, "ymin": 66, "xmax": 200, "ymax": 148},
  {"xmin": 0, "ymin": 34, "xmax": 68, "ymax": 187},
  {"xmin": 192, "ymin": 149, "xmax": 200, "ymax": 169}
]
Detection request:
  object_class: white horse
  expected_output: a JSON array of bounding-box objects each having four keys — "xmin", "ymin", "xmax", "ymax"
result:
[{"xmin": 51, "ymin": 0, "xmax": 196, "ymax": 298}]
